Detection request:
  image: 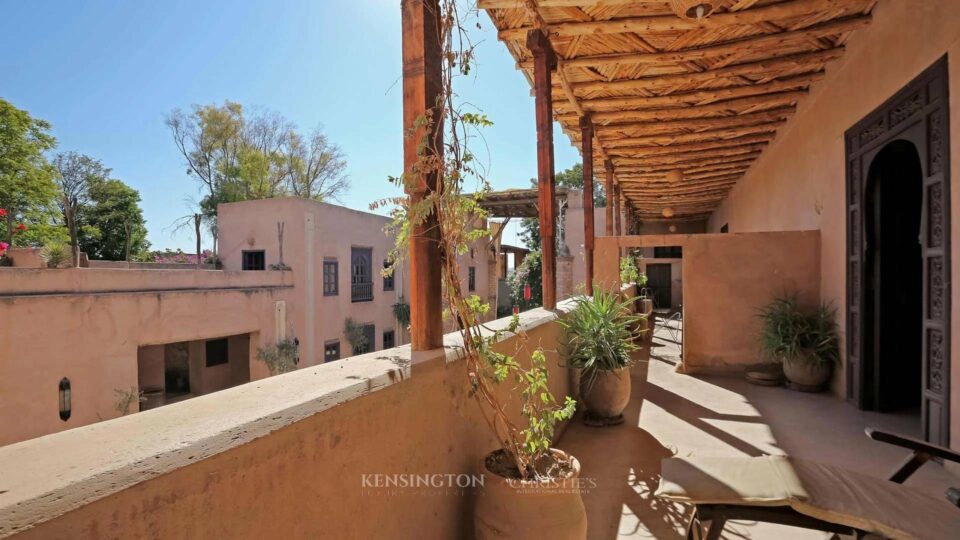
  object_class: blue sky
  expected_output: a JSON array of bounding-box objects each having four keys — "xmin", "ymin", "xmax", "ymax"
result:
[{"xmin": 0, "ymin": 0, "xmax": 582, "ymax": 250}]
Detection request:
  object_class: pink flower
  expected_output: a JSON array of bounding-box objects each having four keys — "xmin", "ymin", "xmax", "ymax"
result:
[
  {"xmin": 0, "ymin": 241, "xmax": 8, "ymax": 256},
  {"xmin": 0, "ymin": 208, "xmax": 6, "ymax": 217}
]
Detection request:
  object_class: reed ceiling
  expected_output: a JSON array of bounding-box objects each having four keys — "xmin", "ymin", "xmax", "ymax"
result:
[{"xmin": 481, "ymin": 0, "xmax": 878, "ymax": 221}]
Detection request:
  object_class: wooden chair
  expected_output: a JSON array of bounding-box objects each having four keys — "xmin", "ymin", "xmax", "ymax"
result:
[{"xmin": 656, "ymin": 428, "xmax": 960, "ymax": 539}]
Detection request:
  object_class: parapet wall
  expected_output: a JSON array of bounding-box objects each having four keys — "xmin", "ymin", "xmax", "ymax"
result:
[{"xmin": 0, "ymin": 304, "xmax": 576, "ymax": 539}]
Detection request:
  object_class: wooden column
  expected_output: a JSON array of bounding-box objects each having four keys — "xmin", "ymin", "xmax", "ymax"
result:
[
  {"xmin": 402, "ymin": 0, "xmax": 443, "ymax": 350},
  {"xmin": 613, "ymin": 182, "xmax": 622, "ymax": 237},
  {"xmin": 580, "ymin": 117, "xmax": 595, "ymax": 296},
  {"xmin": 528, "ymin": 29, "xmax": 558, "ymax": 310},
  {"xmin": 604, "ymin": 160, "xmax": 614, "ymax": 236}
]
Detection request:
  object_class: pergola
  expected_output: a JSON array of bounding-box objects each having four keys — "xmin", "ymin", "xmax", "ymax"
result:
[
  {"xmin": 476, "ymin": 187, "xmax": 569, "ymax": 218},
  {"xmin": 401, "ymin": 0, "xmax": 875, "ymax": 351},
  {"xmin": 481, "ymin": 0, "xmax": 875, "ymax": 221}
]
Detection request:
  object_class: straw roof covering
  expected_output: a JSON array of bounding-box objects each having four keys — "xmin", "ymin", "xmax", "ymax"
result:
[
  {"xmin": 477, "ymin": 187, "xmax": 570, "ymax": 217},
  {"xmin": 481, "ymin": 0, "xmax": 878, "ymax": 221}
]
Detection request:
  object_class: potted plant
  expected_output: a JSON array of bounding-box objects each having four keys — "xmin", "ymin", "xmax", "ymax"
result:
[
  {"xmin": 378, "ymin": 2, "xmax": 586, "ymax": 534},
  {"xmin": 757, "ymin": 294, "xmax": 839, "ymax": 392},
  {"xmin": 560, "ymin": 289, "xmax": 642, "ymax": 426}
]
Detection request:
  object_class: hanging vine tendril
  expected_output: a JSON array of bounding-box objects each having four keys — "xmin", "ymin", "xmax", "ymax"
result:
[{"xmin": 373, "ymin": 0, "xmax": 575, "ymax": 480}]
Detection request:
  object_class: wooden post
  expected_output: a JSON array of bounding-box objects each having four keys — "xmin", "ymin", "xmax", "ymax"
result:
[
  {"xmin": 614, "ymin": 183, "xmax": 622, "ymax": 237},
  {"xmin": 580, "ymin": 117, "xmax": 595, "ymax": 296},
  {"xmin": 529, "ymin": 29, "xmax": 558, "ymax": 310},
  {"xmin": 604, "ymin": 160, "xmax": 614, "ymax": 236},
  {"xmin": 402, "ymin": 0, "xmax": 443, "ymax": 350}
]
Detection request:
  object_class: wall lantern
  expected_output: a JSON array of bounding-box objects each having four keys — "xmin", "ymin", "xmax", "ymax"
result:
[
  {"xmin": 58, "ymin": 377, "xmax": 72, "ymax": 421},
  {"xmin": 524, "ymin": 283, "xmax": 532, "ymax": 301},
  {"xmin": 662, "ymin": 207, "xmax": 676, "ymax": 218},
  {"xmin": 670, "ymin": 0, "xmax": 715, "ymax": 20},
  {"xmin": 666, "ymin": 170, "xmax": 684, "ymax": 185}
]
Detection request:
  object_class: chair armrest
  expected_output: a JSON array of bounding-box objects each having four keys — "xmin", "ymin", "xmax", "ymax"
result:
[{"xmin": 866, "ymin": 428, "xmax": 960, "ymax": 464}]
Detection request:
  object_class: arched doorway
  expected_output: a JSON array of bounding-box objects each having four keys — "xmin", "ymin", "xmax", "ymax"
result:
[
  {"xmin": 863, "ymin": 141, "xmax": 923, "ymax": 413},
  {"xmin": 845, "ymin": 56, "xmax": 951, "ymax": 446}
]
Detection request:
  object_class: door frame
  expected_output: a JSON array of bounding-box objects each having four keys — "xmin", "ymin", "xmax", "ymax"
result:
[{"xmin": 845, "ymin": 56, "xmax": 951, "ymax": 445}]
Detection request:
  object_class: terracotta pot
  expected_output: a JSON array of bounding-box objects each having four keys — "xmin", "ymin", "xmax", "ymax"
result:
[
  {"xmin": 782, "ymin": 354, "xmax": 832, "ymax": 391},
  {"xmin": 580, "ymin": 367, "xmax": 631, "ymax": 418},
  {"xmin": 475, "ymin": 449, "xmax": 588, "ymax": 540}
]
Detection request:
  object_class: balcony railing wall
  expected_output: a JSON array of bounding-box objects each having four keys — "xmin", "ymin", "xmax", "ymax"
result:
[
  {"xmin": 0, "ymin": 301, "xmax": 584, "ymax": 539},
  {"xmin": 351, "ymin": 281, "xmax": 373, "ymax": 302}
]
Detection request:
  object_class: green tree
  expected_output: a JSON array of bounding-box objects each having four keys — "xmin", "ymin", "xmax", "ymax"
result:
[
  {"xmin": 508, "ymin": 250, "xmax": 543, "ymax": 311},
  {"xmin": 518, "ymin": 163, "xmax": 605, "ymax": 251},
  {"xmin": 0, "ymin": 99, "xmax": 58, "ymax": 245},
  {"xmin": 78, "ymin": 178, "xmax": 150, "ymax": 260},
  {"xmin": 555, "ymin": 163, "xmax": 605, "ymax": 207},
  {"xmin": 166, "ymin": 101, "xmax": 350, "ymax": 253},
  {"xmin": 54, "ymin": 152, "xmax": 112, "ymax": 265}
]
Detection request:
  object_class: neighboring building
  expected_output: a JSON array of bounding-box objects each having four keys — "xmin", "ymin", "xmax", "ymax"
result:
[
  {"xmin": 0, "ymin": 197, "xmax": 493, "ymax": 447},
  {"xmin": 0, "ymin": 269, "xmax": 292, "ymax": 446}
]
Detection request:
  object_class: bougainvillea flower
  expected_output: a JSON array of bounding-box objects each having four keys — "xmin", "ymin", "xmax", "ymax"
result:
[
  {"xmin": 15, "ymin": 223, "xmax": 27, "ymax": 232},
  {"xmin": 0, "ymin": 208, "xmax": 6, "ymax": 217},
  {"xmin": 0, "ymin": 241, "xmax": 8, "ymax": 254}
]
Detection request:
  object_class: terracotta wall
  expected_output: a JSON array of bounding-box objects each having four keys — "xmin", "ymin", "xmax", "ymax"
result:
[
  {"xmin": 596, "ymin": 231, "xmax": 821, "ymax": 372},
  {"xmin": 0, "ymin": 269, "xmax": 292, "ymax": 445},
  {"xmin": 704, "ymin": 0, "xmax": 960, "ymax": 444},
  {"xmin": 0, "ymin": 307, "xmax": 575, "ymax": 539}
]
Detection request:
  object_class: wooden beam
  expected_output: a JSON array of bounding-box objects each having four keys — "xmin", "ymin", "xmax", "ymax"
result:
[
  {"xmin": 497, "ymin": 0, "xmax": 873, "ymax": 40},
  {"xmin": 600, "ymin": 121, "xmax": 783, "ymax": 148},
  {"xmin": 608, "ymin": 144, "xmax": 768, "ymax": 164},
  {"xmin": 604, "ymin": 160, "xmax": 614, "ymax": 236},
  {"xmin": 620, "ymin": 166, "xmax": 750, "ymax": 182},
  {"xmin": 529, "ymin": 29, "xmax": 558, "ymax": 310},
  {"xmin": 529, "ymin": 16, "xmax": 869, "ymax": 70},
  {"xmin": 560, "ymin": 91, "xmax": 805, "ymax": 125},
  {"xmin": 592, "ymin": 107, "xmax": 794, "ymax": 137},
  {"xmin": 581, "ymin": 117, "xmax": 595, "ymax": 296},
  {"xmin": 402, "ymin": 0, "xmax": 444, "ymax": 350},
  {"xmin": 571, "ymin": 49, "xmax": 843, "ymax": 94},
  {"xmin": 609, "ymin": 134, "xmax": 774, "ymax": 156},
  {"xmin": 617, "ymin": 156, "xmax": 759, "ymax": 175},
  {"xmin": 480, "ymin": 0, "xmax": 642, "ymax": 7},
  {"xmin": 614, "ymin": 182, "xmax": 622, "ymax": 237},
  {"xmin": 570, "ymin": 73, "xmax": 824, "ymax": 112}
]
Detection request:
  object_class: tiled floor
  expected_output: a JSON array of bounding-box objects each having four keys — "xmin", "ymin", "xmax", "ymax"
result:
[{"xmin": 558, "ymin": 324, "xmax": 957, "ymax": 539}]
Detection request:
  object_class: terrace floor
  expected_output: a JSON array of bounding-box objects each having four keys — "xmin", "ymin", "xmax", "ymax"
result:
[{"xmin": 557, "ymin": 324, "xmax": 957, "ymax": 539}]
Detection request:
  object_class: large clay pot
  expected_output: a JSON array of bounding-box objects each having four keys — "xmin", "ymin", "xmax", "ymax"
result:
[
  {"xmin": 580, "ymin": 367, "xmax": 631, "ymax": 418},
  {"xmin": 475, "ymin": 449, "xmax": 588, "ymax": 539},
  {"xmin": 782, "ymin": 354, "xmax": 832, "ymax": 392}
]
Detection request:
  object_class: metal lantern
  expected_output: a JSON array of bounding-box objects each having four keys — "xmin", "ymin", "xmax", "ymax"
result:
[
  {"xmin": 666, "ymin": 170, "xmax": 684, "ymax": 185},
  {"xmin": 58, "ymin": 377, "xmax": 71, "ymax": 421},
  {"xmin": 670, "ymin": 0, "xmax": 715, "ymax": 20},
  {"xmin": 662, "ymin": 207, "xmax": 676, "ymax": 218}
]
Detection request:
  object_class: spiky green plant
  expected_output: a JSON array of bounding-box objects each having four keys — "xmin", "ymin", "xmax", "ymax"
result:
[
  {"xmin": 560, "ymin": 289, "xmax": 643, "ymax": 392},
  {"xmin": 39, "ymin": 242, "xmax": 68, "ymax": 268},
  {"xmin": 757, "ymin": 294, "xmax": 839, "ymax": 366}
]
